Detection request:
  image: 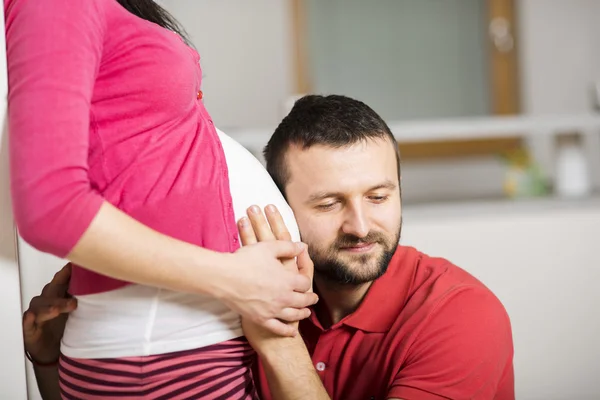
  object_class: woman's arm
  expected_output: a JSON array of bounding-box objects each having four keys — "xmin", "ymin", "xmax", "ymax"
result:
[
  {"xmin": 6, "ymin": 0, "xmax": 316, "ymax": 335},
  {"xmin": 68, "ymin": 202, "xmax": 317, "ymax": 335}
]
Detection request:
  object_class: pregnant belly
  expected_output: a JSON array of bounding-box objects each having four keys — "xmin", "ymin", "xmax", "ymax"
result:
[
  {"xmin": 216, "ymin": 129, "xmax": 300, "ymax": 242},
  {"xmin": 62, "ymin": 130, "xmax": 298, "ymax": 359}
]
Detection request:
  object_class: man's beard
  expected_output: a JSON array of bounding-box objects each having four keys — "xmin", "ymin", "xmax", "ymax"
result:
[{"xmin": 309, "ymin": 220, "xmax": 402, "ymax": 286}]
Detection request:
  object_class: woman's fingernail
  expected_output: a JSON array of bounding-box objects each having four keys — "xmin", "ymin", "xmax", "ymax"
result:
[
  {"xmin": 266, "ymin": 204, "xmax": 276, "ymax": 213},
  {"xmin": 239, "ymin": 217, "xmax": 249, "ymax": 227},
  {"xmin": 249, "ymin": 205, "xmax": 260, "ymax": 214}
]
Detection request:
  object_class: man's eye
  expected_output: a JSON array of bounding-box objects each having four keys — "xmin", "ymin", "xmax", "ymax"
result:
[
  {"xmin": 369, "ymin": 196, "xmax": 388, "ymax": 202},
  {"xmin": 315, "ymin": 202, "xmax": 336, "ymax": 210}
]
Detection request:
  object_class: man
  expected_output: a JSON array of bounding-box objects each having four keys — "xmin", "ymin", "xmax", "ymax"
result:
[{"xmin": 23, "ymin": 95, "xmax": 514, "ymax": 399}]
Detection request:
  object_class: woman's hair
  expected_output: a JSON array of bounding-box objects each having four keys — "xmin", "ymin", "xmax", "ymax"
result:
[{"xmin": 117, "ymin": 0, "xmax": 190, "ymax": 44}]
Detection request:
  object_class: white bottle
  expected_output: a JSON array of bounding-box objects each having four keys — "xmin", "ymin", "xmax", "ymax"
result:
[{"xmin": 554, "ymin": 133, "xmax": 592, "ymax": 198}]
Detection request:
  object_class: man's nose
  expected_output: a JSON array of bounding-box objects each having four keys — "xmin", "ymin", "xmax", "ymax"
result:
[{"xmin": 341, "ymin": 204, "xmax": 370, "ymax": 238}]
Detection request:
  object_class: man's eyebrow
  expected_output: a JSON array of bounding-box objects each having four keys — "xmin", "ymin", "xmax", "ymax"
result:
[
  {"xmin": 306, "ymin": 180, "xmax": 397, "ymax": 203},
  {"xmin": 306, "ymin": 191, "xmax": 343, "ymax": 203},
  {"xmin": 368, "ymin": 180, "xmax": 397, "ymax": 192}
]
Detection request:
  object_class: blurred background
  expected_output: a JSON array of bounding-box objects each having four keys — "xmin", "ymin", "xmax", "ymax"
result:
[
  {"xmin": 162, "ymin": 0, "xmax": 600, "ymax": 205},
  {"xmin": 1, "ymin": 1, "xmax": 599, "ymax": 399}
]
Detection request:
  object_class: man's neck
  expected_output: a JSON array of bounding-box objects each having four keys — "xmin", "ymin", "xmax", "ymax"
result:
[{"xmin": 313, "ymin": 275, "xmax": 373, "ymax": 329}]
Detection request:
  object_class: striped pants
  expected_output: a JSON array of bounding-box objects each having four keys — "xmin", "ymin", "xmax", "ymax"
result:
[{"xmin": 58, "ymin": 337, "xmax": 259, "ymax": 399}]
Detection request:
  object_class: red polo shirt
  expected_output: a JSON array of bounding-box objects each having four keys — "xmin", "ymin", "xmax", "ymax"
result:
[{"xmin": 257, "ymin": 246, "xmax": 514, "ymax": 400}]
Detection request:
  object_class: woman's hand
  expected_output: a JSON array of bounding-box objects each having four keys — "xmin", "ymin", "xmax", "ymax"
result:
[
  {"xmin": 23, "ymin": 264, "xmax": 77, "ymax": 364},
  {"xmin": 219, "ymin": 205, "xmax": 317, "ymax": 337}
]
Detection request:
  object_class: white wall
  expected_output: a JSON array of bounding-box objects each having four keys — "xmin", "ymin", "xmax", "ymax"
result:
[
  {"xmin": 517, "ymin": 0, "xmax": 600, "ymax": 188},
  {"xmin": 0, "ymin": 3, "xmax": 28, "ymax": 398},
  {"xmin": 305, "ymin": 0, "xmax": 490, "ymax": 120},
  {"xmin": 517, "ymin": 0, "xmax": 598, "ymax": 115},
  {"xmin": 162, "ymin": 0, "xmax": 600, "ymax": 126},
  {"xmin": 163, "ymin": 0, "xmax": 294, "ymax": 129},
  {"xmin": 181, "ymin": 0, "xmax": 600, "ymax": 126},
  {"xmin": 162, "ymin": 0, "xmax": 600, "ymax": 203},
  {"xmin": 402, "ymin": 197, "xmax": 600, "ymax": 400}
]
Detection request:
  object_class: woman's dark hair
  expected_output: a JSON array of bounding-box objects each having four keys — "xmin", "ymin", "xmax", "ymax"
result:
[{"xmin": 117, "ymin": 0, "xmax": 190, "ymax": 44}]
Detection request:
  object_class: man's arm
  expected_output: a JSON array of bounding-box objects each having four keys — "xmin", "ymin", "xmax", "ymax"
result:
[
  {"xmin": 256, "ymin": 334, "xmax": 330, "ymax": 400},
  {"xmin": 30, "ymin": 364, "xmax": 60, "ymax": 400}
]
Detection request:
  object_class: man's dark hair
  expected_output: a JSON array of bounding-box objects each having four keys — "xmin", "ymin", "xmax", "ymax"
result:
[{"xmin": 264, "ymin": 94, "xmax": 401, "ymax": 195}]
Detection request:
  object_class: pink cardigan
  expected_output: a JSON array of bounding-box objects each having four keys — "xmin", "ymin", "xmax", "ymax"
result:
[{"xmin": 5, "ymin": 0, "xmax": 239, "ymax": 295}]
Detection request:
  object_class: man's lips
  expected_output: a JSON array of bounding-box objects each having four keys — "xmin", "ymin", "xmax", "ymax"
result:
[{"xmin": 339, "ymin": 242, "xmax": 376, "ymax": 253}]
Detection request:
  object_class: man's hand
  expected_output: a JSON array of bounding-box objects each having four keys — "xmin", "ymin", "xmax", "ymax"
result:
[
  {"xmin": 238, "ymin": 206, "xmax": 330, "ymax": 399},
  {"xmin": 237, "ymin": 204, "xmax": 315, "ymax": 350},
  {"xmin": 23, "ymin": 263, "xmax": 77, "ymax": 364}
]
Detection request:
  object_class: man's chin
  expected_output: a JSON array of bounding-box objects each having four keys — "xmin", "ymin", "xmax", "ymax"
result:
[
  {"xmin": 336, "ymin": 248, "xmax": 382, "ymax": 264},
  {"xmin": 328, "ymin": 260, "xmax": 386, "ymax": 284}
]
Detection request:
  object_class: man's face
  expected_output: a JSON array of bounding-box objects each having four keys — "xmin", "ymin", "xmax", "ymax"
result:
[{"xmin": 284, "ymin": 138, "xmax": 402, "ymax": 286}]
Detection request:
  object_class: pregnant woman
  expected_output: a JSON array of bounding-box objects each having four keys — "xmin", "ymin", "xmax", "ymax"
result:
[{"xmin": 5, "ymin": 0, "xmax": 316, "ymax": 398}]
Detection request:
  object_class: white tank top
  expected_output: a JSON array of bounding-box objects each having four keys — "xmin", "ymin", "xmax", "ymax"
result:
[{"xmin": 60, "ymin": 129, "xmax": 300, "ymax": 358}]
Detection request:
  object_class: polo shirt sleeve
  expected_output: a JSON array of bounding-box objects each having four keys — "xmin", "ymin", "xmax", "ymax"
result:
[
  {"xmin": 5, "ymin": 0, "xmax": 106, "ymax": 257},
  {"xmin": 388, "ymin": 286, "xmax": 514, "ymax": 400}
]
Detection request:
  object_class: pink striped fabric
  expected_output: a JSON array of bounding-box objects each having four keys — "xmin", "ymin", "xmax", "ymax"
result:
[{"xmin": 58, "ymin": 337, "xmax": 259, "ymax": 399}]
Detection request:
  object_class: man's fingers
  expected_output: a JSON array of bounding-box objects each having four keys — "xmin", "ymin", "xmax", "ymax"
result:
[
  {"xmin": 41, "ymin": 263, "xmax": 72, "ymax": 298},
  {"xmin": 22, "ymin": 311, "xmax": 36, "ymax": 337},
  {"xmin": 29, "ymin": 306, "xmax": 60, "ymax": 327},
  {"xmin": 29, "ymin": 298, "xmax": 77, "ymax": 325},
  {"xmin": 276, "ymin": 307, "xmax": 311, "ymax": 323},
  {"xmin": 247, "ymin": 205, "xmax": 276, "ymax": 242},
  {"xmin": 54, "ymin": 297, "xmax": 77, "ymax": 313},
  {"xmin": 262, "ymin": 318, "xmax": 297, "ymax": 337},
  {"xmin": 41, "ymin": 283, "xmax": 69, "ymax": 299},
  {"xmin": 238, "ymin": 217, "xmax": 257, "ymax": 246},
  {"xmin": 54, "ymin": 263, "xmax": 73, "ymax": 285},
  {"xmin": 30, "ymin": 296, "xmax": 77, "ymax": 313},
  {"xmin": 296, "ymin": 248, "xmax": 315, "ymax": 284},
  {"xmin": 265, "ymin": 205, "xmax": 292, "ymax": 241},
  {"xmin": 262, "ymin": 205, "xmax": 297, "ymax": 271}
]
